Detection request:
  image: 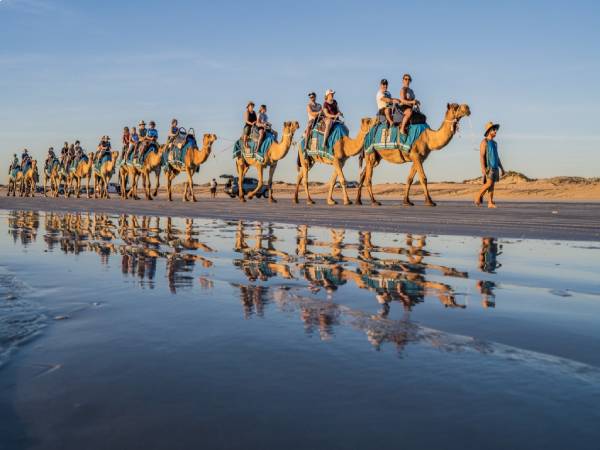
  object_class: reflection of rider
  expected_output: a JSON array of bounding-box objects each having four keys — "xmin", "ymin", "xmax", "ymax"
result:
[
  {"xmin": 323, "ymin": 89, "xmax": 342, "ymax": 145},
  {"xmin": 478, "ymin": 237, "xmax": 502, "ymax": 273},
  {"xmin": 399, "ymin": 73, "xmax": 420, "ymax": 135},
  {"xmin": 304, "ymin": 92, "xmax": 322, "ymax": 143},
  {"xmin": 477, "ymin": 280, "xmax": 497, "ymax": 308}
]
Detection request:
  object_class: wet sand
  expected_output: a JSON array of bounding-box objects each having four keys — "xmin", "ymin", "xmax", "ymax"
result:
[{"xmin": 0, "ymin": 194, "xmax": 598, "ymax": 241}]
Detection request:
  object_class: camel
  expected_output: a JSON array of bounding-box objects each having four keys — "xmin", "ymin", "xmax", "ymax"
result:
[
  {"xmin": 119, "ymin": 161, "xmax": 140, "ymax": 199},
  {"xmin": 235, "ymin": 121, "xmax": 300, "ymax": 202},
  {"xmin": 164, "ymin": 133, "xmax": 217, "ymax": 202},
  {"xmin": 43, "ymin": 158, "xmax": 60, "ymax": 197},
  {"xmin": 67, "ymin": 154, "xmax": 94, "ymax": 198},
  {"xmin": 93, "ymin": 151, "xmax": 119, "ymax": 199},
  {"xmin": 356, "ymin": 103, "xmax": 471, "ymax": 206},
  {"xmin": 16, "ymin": 160, "xmax": 38, "ymax": 197},
  {"xmin": 294, "ymin": 117, "xmax": 377, "ymax": 205},
  {"xmin": 137, "ymin": 145, "xmax": 166, "ymax": 200},
  {"xmin": 7, "ymin": 167, "xmax": 20, "ymax": 197}
]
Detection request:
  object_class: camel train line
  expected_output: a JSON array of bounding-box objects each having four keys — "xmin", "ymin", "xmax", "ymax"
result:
[{"xmin": 6, "ymin": 102, "xmax": 471, "ymax": 206}]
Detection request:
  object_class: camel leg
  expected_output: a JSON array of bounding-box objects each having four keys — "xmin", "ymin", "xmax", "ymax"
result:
[
  {"xmin": 293, "ymin": 167, "xmax": 302, "ymax": 204},
  {"xmin": 184, "ymin": 168, "xmax": 197, "ymax": 202},
  {"xmin": 236, "ymin": 159, "xmax": 247, "ymax": 202},
  {"xmin": 86, "ymin": 174, "xmax": 91, "ymax": 198},
  {"xmin": 355, "ymin": 164, "xmax": 367, "ymax": 205},
  {"xmin": 166, "ymin": 169, "xmax": 174, "ymax": 201},
  {"xmin": 152, "ymin": 167, "xmax": 160, "ymax": 198},
  {"xmin": 364, "ymin": 161, "xmax": 380, "ymax": 206},
  {"xmin": 267, "ymin": 163, "xmax": 277, "ymax": 203},
  {"xmin": 333, "ymin": 160, "xmax": 352, "ymax": 205},
  {"xmin": 248, "ymin": 165, "xmax": 264, "ymax": 200},
  {"xmin": 413, "ymin": 158, "xmax": 435, "ymax": 206},
  {"xmin": 326, "ymin": 169, "xmax": 339, "ymax": 205},
  {"xmin": 302, "ymin": 165, "xmax": 314, "ymax": 205},
  {"xmin": 143, "ymin": 172, "xmax": 152, "ymax": 200},
  {"xmin": 43, "ymin": 176, "xmax": 48, "ymax": 197},
  {"xmin": 403, "ymin": 164, "xmax": 418, "ymax": 206}
]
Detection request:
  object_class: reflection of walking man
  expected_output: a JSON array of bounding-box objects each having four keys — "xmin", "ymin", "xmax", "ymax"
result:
[
  {"xmin": 475, "ymin": 122, "xmax": 505, "ymax": 208},
  {"xmin": 477, "ymin": 237, "xmax": 502, "ymax": 308}
]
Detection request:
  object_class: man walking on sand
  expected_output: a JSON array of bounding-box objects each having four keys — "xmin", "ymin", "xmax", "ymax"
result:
[
  {"xmin": 210, "ymin": 178, "xmax": 217, "ymax": 198},
  {"xmin": 475, "ymin": 122, "xmax": 505, "ymax": 208}
]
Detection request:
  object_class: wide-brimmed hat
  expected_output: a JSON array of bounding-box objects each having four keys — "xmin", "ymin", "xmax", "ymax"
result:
[
  {"xmin": 484, "ymin": 121, "xmax": 500, "ymax": 136},
  {"xmin": 138, "ymin": 120, "xmax": 146, "ymax": 126},
  {"xmin": 325, "ymin": 89, "xmax": 335, "ymax": 97}
]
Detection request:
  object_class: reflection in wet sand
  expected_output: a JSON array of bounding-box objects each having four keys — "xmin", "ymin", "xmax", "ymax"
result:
[{"xmin": 6, "ymin": 210, "xmax": 509, "ymax": 351}]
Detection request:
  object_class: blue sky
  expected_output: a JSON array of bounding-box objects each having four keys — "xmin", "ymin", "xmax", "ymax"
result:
[{"xmin": 1, "ymin": 0, "xmax": 599, "ymax": 183}]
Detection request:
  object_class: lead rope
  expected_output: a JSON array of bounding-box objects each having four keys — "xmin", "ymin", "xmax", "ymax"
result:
[{"xmin": 466, "ymin": 116, "xmax": 478, "ymax": 152}]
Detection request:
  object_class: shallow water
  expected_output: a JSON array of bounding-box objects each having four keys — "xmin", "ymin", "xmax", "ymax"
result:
[{"xmin": 1, "ymin": 209, "xmax": 599, "ymax": 449}]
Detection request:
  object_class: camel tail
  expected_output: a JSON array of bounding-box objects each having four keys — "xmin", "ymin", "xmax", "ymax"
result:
[
  {"xmin": 296, "ymin": 153, "xmax": 301, "ymax": 169},
  {"xmin": 358, "ymin": 149, "xmax": 364, "ymax": 169}
]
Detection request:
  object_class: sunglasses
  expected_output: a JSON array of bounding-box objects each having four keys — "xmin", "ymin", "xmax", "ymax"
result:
[{"xmin": 403, "ymin": 78, "xmax": 411, "ymax": 81}]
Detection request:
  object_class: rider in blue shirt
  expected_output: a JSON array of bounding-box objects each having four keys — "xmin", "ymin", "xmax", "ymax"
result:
[{"xmin": 21, "ymin": 149, "xmax": 31, "ymax": 170}]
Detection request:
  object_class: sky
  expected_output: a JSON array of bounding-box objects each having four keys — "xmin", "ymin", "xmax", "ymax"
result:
[{"xmin": 1, "ymin": 0, "xmax": 599, "ymax": 184}]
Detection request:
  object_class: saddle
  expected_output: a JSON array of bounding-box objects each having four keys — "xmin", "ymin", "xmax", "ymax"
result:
[{"xmin": 168, "ymin": 129, "xmax": 196, "ymax": 165}]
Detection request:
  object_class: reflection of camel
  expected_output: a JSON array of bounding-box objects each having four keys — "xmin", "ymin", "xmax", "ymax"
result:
[
  {"xmin": 165, "ymin": 133, "xmax": 218, "ymax": 202},
  {"xmin": 8, "ymin": 211, "xmax": 40, "ymax": 246},
  {"xmin": 356, "ymin": 103, "xmax": 471, "ymax": 206},
  {"xmin": 294, "ymin": 118, "xmax": 376, "ymax": 205},
  {"xmin": 235, "ymin": 121, "xmax": 299, "ymax": 203},
  {"xmin": 234, "ymin": 221, "xmax": 293, "ymax": 282}
]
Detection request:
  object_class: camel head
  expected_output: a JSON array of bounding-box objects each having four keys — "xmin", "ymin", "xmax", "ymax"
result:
[
  {"xmin": 202, "ymin": 133, "xmax": 217, "ymax": 147},
  {"xmin": 446, "ymin": 103, "xmax": 471, "ymax": 121},
  {"xmin": 360, "ymin": 117, "xmax": 377, "ymax": 132},
  {"xmin": 288, "ymin": 121, "xmax": 300, "ymax": 133}
]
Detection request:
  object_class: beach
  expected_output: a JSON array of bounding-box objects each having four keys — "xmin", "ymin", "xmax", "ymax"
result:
[{"xmin": 1, "ymin": 185, "xmax": 599, "ymax": 241}]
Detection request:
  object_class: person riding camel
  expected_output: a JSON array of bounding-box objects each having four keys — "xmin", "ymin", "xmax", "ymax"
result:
[
  {"xmin": 242, "ymin": 102, "xmax": 257, "ymax": 148},
  {"xmin": 126, "ymin": 127, "xmax": 139, "ymax": 161},
  {"xmin": 323, "ymin": 89, "xmax": 343, "ymax": 146},
  {"xmin": 167, "ymin": 119, "xmax": 179, "ymax": 146},
  {"xmin": 376, "ymin": 79, "xmax": 400, "ymax": 128},
  {"xmin": 74, "ymin": 141, "xmax": 84, "ymax": 164},
  {"xmin": 45, "ymin": 147, "xmax": 56, "ymax": 168},
  {"xmin": 60, "ymin": 141, "xmax": 69, "ymax": 163},
  {"xmin": 66, "ymin": 143, "xmax": 76, "ymax": 169},
  {"xmin": 121, "ymin": 127, "xmax": 130, "ymax": 160},
  {"xmin": 255, "ymin": 105, "xmax": 273, "ymax": 152},
  {"xmin": 95, "ymin": 136, "xmax": 111, "ymax": 162},
  {"xmin": 399, "ymin": 73, "xmax": 420, "ymax": 135},
  {"xmin": 21, "ymin": 148, "xmax": 32, "ymax": 170},
  {"xmin": 134, "ymin": 121, "xmax": 147, "ymax": 160},
  {"xmin": 9, "ymin": 154, "xmax": 19, "ymax": 174},
  {"xmin": 146, "ymin": 120, "xmax": 159, "ymax": 148},
  {"xmin": 304, "ymin": 92, "xmax": 322, "ymax": 143}
]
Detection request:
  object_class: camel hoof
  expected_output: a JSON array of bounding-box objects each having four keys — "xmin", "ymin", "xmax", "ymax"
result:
[
  {"xmin": 344, "ymin": 200, "xmax": 352, "ymax": 206},
  {"xmin": 327, "ymin": 200, "xmax": 337, "ymax": 206},
  {"xmin": 403, "ymin": 200, "xmax": 414, "ymax": 207},
  {"xmin": 372, "ymin": 202, "xmax": 381, "ymax": 207},
  {"xmin": 292, "ymin": 198, "xmax": 298, "ymax": 204},
  {"xmin": 425, "ymin": 201, "xmax": 437, "ymax": 207},
  {"xmin": 269, "ymin": 198, "xmax": 277, "ymax": 204}
]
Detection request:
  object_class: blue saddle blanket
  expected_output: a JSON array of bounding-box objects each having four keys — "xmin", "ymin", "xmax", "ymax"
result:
[
  {"xmin": 233, "ymin": 131, "xmax": 276, "ymax": 163},
  {"xmin": 165, "ymin": 135, "xmax": 196, "ymax": 166},
  {"xmin": 94, "ymin": 152, "xmax": 112, "ymax": 170},
  {"xmin": 70, "ymin": 154, "xmax": 88, "ymax": 171},
  {"xmin": 300, "ymin": 122, "xmax": 349, "ymax": 160},
  {"xmin": 364, "ymin": 123, "xmax": 429, "ymax": 155},
  {"xmin": 139, "ymin": 143, "xmax": 159, "ymax": 165},
  {"xmin": 45, "ymin": 158, "xmax": 59, "ymax": 175},
  {"xmin": 10, "ymin": 167, "xmax": 21, "ymax": 178}
]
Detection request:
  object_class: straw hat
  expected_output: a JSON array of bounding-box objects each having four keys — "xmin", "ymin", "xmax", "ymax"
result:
[
  {"xmin": 138, "ymin": 120, "xmax": 146, "ymax": 126},
  {"xmin": 484, "ymin": 122, "xmax": 499, "ymax": 136},
  {"xmin": 325, "ymin": 89, "xmax": 335, "ymax": 97}
]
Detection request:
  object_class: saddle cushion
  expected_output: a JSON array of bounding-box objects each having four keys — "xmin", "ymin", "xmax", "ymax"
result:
[
  {"xmin": 232, "ymin": 131, "xmax": 276, "ymax": 163},
  {"xmin": 363, "ymin": 123, "xmax": 429, "ymax": 155},
  {"xmin": 166, "ymin": 134, "xmax": 196, "ymax": 166},
  {"xmin": 300, "ymin": 122, "xmax": 349, "ymax": 160}
]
